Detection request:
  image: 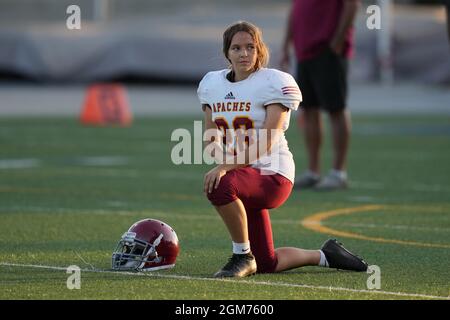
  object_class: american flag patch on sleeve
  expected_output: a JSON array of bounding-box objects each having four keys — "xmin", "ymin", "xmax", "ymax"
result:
[{"xmin": 281, "ymin": 86, "xmax": 300, "ymax": 95}]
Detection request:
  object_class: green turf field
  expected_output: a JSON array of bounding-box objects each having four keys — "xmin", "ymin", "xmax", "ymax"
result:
[{"xmin": 0, "ymin": 115, "xmax": 449, "ymax": 300}]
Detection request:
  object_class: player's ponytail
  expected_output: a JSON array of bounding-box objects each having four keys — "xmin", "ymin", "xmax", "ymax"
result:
[{"xmin": 223, "ymin": 21, "xmax": 269, "ymax": 71}]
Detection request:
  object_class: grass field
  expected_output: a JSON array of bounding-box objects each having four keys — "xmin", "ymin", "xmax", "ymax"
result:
[{"xmin": 0, "ymin": 115, "xmax": 449, "ymax": 300}]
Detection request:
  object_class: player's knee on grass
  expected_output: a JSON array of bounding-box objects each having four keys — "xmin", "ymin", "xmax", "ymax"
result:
[{"xmin": 206, "ymin": 172, "xmax": 238, "ymax": 206}]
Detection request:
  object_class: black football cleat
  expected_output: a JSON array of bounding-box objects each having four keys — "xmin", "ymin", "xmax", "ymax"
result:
[
  {"xmin": 321, "ymin": 239, "xmax": 368, "ymax": 272},
  {"xmin": 214, "ymin": 253, "xmax": 257, "ymax": 278}
]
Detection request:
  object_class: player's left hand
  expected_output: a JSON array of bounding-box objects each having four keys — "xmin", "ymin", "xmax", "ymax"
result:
[{"xmin": 204, "ymin": 166, "xmax": 227, "ymax": 194}]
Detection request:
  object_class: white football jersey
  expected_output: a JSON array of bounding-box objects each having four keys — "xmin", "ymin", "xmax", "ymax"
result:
[{"xmin": 197, "ymin": 68, "xmax": 302, "ymax": 183}]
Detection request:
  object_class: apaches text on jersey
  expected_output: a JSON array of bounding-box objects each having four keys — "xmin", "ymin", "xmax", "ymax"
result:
[{"xmin": 212, "ymin": 101, "xmax": 251, "ymax": 113}]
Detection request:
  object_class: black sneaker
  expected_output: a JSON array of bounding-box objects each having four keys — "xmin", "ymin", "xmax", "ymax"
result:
[
  {"xmin": 214, "ymin": 253, "xmax": 257, "ymax": 278},
  {"xmin": 321, "ymin": 239, "xmax": 368, "ymax": 272}
]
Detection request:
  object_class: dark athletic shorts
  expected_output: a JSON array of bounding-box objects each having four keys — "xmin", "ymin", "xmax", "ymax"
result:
[{"xmin": 296, "ymin": 47, "xmax": 348, "ymax": 112}]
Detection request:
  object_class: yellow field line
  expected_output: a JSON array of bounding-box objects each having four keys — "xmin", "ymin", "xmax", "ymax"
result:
[{"xmin": 301, "ymin": 205, "xmax": 450, "ymax": 249}]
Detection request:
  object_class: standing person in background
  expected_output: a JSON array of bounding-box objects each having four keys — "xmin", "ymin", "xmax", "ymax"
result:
[
  {"xmin": 445, "ymin": 0, "xmax": 450, "ymax": 43},
  {"xmin": 280, "ymin": 0, "xmax": 360, "ymax": 191}
]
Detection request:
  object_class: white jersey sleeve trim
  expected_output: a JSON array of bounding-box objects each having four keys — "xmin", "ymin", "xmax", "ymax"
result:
[{"xmin": 262, "ymin": 69, "xmax": 302, "ymax": 111}]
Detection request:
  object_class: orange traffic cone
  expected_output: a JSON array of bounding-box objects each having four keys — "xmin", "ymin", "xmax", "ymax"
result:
[{"xmin": 80, "ymin": 83, "xmax": 132, "ymax": 126}]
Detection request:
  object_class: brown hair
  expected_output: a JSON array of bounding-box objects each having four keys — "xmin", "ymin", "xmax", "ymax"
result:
[{"xmin": 222, "ymin": 21, "xmax": 269, "ymax": 71}]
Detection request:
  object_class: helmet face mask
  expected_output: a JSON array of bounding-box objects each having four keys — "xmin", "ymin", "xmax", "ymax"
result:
[
  {"xmin": 112, "ymin": 232, "xmax": 161, "ymax": 270},
  {"xmin": 112, "ymin": 220, "xmax": 179, "ymax": 272}
]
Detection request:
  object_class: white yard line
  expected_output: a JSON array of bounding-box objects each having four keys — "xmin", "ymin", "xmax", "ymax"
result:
[
  {"xmin": 411, "ymin": 184, "xmax": 450, "ymax": 193},
  {"xmin": 0, "ymin": 262, "xmax": 448, "ymax": 300},
  {"xmin": 0, "ymin": 159, "xmax": 41, "ymax": 169},
  {"xmin": 76, "ymin": 156, "xmax": 129, "ymax": 166}
]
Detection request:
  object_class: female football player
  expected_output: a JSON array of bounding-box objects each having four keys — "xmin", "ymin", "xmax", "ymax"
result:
[{"xmin": 198, "ymin": 21, "xmax": 368, "ymax": 277}]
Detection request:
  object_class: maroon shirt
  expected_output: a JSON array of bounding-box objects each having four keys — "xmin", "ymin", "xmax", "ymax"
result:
[{"xmin": 291, "ymin": 0, "xmax": 355, "ymax": 61}]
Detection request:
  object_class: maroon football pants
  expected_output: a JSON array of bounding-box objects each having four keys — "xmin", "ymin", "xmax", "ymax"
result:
[{"xmin": 206, "ymin": 167, "xmax": 293, "ymax": 273}]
